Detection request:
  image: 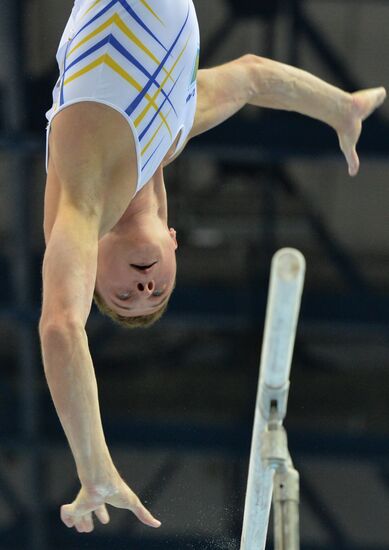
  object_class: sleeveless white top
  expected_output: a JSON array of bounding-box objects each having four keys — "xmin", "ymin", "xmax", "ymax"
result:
[{"xmin": 46, "ymin": 0, "xmax": 200, "ymax": 193}]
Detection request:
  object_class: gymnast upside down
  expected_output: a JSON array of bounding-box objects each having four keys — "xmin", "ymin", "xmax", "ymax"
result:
[{"xmin": 39, "ymin": 0, "xmax": 386, "ymax": 534}]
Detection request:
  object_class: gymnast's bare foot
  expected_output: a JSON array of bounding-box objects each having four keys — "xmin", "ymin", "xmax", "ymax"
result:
[{"xmin": 337, "ymin": 86, "xmax": 386, "ymax": 177}]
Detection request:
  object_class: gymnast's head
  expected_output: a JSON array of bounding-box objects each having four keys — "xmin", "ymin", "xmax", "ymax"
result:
[{"xmin": 94, "ymin": 215, "xmax": 178, "ymax": 328}]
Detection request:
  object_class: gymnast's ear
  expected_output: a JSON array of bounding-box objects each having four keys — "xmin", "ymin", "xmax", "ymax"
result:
[{"xmin": 169, "ymin": 227, "xmax": 178, "ymax": 250}]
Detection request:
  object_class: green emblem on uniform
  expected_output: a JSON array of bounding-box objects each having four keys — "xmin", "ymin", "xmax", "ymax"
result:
[{"xmin": 191, "ymin": 48, "xmax": 200, "ymax": 84}]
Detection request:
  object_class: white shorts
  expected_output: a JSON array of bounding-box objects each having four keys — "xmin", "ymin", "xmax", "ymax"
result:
[{"xmin": 46, "ymin": 0, "xmax": 200, "ymax": 193}]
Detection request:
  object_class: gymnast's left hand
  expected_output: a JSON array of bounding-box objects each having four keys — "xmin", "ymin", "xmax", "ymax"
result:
[
  {"xmin": 60, "ymin": 472, "xmax": 162, "ymax": 533},
  {"xmin": 336, "ymin": 87, "xmax": 386, "ymax": 176}
]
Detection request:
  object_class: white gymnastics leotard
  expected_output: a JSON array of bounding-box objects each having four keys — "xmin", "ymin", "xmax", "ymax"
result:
[{"xmin": 46, "ymin": 0, "xmax": 200, "ymax": 193}]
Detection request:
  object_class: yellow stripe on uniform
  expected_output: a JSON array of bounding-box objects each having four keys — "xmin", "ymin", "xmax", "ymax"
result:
[
  {"xmin": 134, "ymin": 33, "xmax": 192, "ymax": 128},
  {"xmin": 139, "ymin": 0, "xmax": 165, "ymax": 26},
  {"xmin": 141, "ymin": 109, "xmax": 172, "ymax": 156},
  {"xmin": 67, "ymin": 13, "xmax": 173, "ymax": 82},
  {"xmin": 82, "ymin": 0, "xmax": 101, "ymax": 18},
  {"xmin": 103, "ymin": 56, "xmax": 172, "ymax": 138},
  {"xmin": 64, "ymin": 54, "xmax": 172, "ymax": 137},
  {"xmin": 64, "ymin": 55, "xmax": 105, "ymax": 86}
]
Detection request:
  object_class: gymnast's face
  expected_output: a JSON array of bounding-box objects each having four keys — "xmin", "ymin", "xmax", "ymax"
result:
[{"xmin": 95, "ymin": 225, "xmax": 178, "ymax": 317}]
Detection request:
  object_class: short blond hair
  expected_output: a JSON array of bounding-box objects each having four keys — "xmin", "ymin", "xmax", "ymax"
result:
[{"xmin": 93, "ymin": 286, "xmax": 174, "ymax": 329}]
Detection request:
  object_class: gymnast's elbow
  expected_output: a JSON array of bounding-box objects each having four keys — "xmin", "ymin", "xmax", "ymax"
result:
[
  {"xmin": 239, "ymin": 53, "xmax": 266, "ymax": 66},
  {"xmin": 39, "ymin": 316, "xmax": 85, "ymax": 366},
  {"xmin": 237, "ymin": 54, "xmax": 268, "ymax": 98}
]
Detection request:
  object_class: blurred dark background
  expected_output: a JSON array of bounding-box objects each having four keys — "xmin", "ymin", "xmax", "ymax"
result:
[{"xmin": 0, "ymin": 0, "xmax": 389, "ymax": 549}]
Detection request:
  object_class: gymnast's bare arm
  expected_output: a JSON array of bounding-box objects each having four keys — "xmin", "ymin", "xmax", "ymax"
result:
[
  {"xmin": 188, "ymin": 54, "xmax": 386, "ymax": 176},
  {"xmin": 40, "ymin": 103, "xmax": 161, "ymax": 533}
]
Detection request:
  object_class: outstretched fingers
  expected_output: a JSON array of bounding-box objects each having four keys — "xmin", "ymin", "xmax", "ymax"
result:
[
  {"xmin": 338, "ymin": 133, "xmax": 360, "ymax": 177},
  {"xmin": 348, "ymin": 148, "xmax": 360, "ymax": 177},
  {"xmin": 338, "ymin": 87, "xmax": 386, "ymax": 177},
  {"xmin": 61, "ymin": 504, "xmax": 76, "ymax": 529},
  {"xmin": 76, "ymin": 512, "xmax": 94, "ymax": 533},
  {"xmin": 104, "ymin": 481, "xmax": 162, "ymax": 528},
  {"xmin": 60, "ymin": 482, "xmax": 161, "ymax": 533},
  {"xmin": 127, "ymin": 493, "xmax": 161, "ymax": 528},
  {"xmin": 95, "ymin": 504, "xmax": 110, "ymax": 525},
  {"xmin": 61, "ymin": 504, "xmax": 94, "ymax": 533},
  {"xmin": 62, "ymin": 507, "xmax": 105, "ymax": 533},
  {"xmin": 345, "ymin": 143, "xmax": 360, "ymax": 177}
]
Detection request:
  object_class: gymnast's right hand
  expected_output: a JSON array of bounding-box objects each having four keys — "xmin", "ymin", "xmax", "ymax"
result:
[
  {"xmin": 60, "ymin": 471, "xmax": 162, "ymax": 533},
  {"xmin": 336, "ymin": 86, "xmax": 386, "ymax": 176}
]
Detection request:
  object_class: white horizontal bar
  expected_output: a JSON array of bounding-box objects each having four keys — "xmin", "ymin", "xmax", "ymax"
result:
[
  {"xmin": 259, "ymin": 248, "xmax": 306, "ymax": 389},
  {"xmin": 240, "ymin": 248, "xmax": 305, "ymax": 550},
  {"xmin": 240, "ymin": 413, "xmax": 275, "ymax": 550}
]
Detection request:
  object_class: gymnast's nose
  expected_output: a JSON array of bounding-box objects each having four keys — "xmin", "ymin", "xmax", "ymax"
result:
[{"xmin": 136, "ymin": 280, "xmax": 155, "ymax": 295}]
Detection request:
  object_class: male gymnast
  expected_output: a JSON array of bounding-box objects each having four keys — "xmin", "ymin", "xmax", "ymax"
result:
[{"xmin": 39, "ymin": 0, "xmax": 386, "ymax": 534}]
